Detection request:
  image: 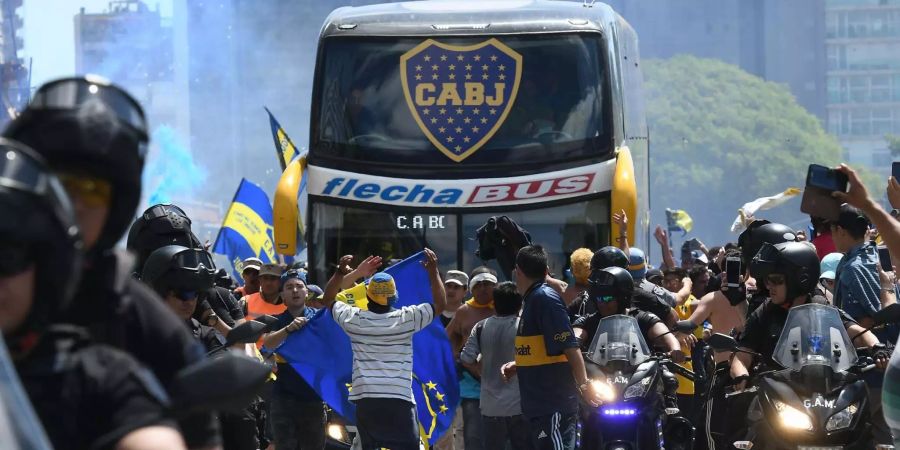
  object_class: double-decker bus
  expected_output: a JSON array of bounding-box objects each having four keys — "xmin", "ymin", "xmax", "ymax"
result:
[{"xmin": 276, "ymin": 0, "xmax": 649, "ymax": 282}]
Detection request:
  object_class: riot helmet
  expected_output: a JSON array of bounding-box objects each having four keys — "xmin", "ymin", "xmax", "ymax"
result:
[
  {"xmin": 214, "ymin": 268, "xmax": 234, "ymax": 289},
  {"xmin": 588, "ymin": 266, "xmax": 634, "ymax": 312},
  {"xmin": 0, "ymin": 139, "xmax": 82, "ymax": 348},
  {"xmin": 738, "ymin": 220, "xmax": 797, "ymax": 267},
  {"xmin": 127, "ymin": 203, "xmax": 203, "ymax": 268},
  {"xmin": 3, "ymin": 75, "xmax": 148, "ymax": 252},
  {"xmin": 590, "ymin": 246, "xmax": 628, "ymax": 270},
  {"xmin": 750, "ymin": 242, "xmax": 820, "ymax": 301},
  {"xmin": 140, "ymin": 245, "xmax": 216, "ymax": 298}
]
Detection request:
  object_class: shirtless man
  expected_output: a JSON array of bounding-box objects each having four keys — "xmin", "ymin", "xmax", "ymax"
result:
[{"xmin": 446, "ymin": 266, "xmax": 497, "ymax": 450}]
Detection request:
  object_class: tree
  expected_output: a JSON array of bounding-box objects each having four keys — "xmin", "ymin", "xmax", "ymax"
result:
[
  {"xmin": 643, "ymin": 55, "xmax": 846, "ymax": 244},
  {"xmin": 888, "ymin": 134, "xmax": 900, "ymax": 159}
]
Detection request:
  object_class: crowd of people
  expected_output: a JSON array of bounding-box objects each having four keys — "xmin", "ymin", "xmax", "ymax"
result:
[{"xmin": 8, "ymin": 74, "xmax": 900, "ymax": 450}]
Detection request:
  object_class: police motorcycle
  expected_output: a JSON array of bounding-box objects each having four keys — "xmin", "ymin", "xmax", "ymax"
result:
[
  {"xmin": 580, "ymin": 314, "xmax": 695, "ymax": 450},
  {"xmin": 709, "ymin": 303, "xmax": 900, "ymax": 450}
]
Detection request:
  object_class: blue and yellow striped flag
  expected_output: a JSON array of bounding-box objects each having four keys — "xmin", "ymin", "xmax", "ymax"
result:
[
  {"xmin": 666, "ymin": 208, "xmax": 694, "ymax": 236},
  {"xmin": 212, "ymin": 178, "xmax": 278, "ymax": 282},
  {"xmin": 265, "ymin": 107, "xmax": 301, "ymax": 171}
]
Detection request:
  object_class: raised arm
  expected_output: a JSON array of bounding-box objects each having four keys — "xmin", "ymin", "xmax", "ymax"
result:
[
  {"xmin": 323, "ymin": 255, "xmax": 354, "ymax": 309},
  {"xmin": 423, "ymin": 248, "xmax": 446, "ymax": 316},
  {"xmin": 613, "ymin": 209, "xmax": 630, "ymax": 256},
  {"xmin": 835, "ymin": 164, "xmax": 900, "ymax": 259},
  {"xmin": 655, "ymin": 226, "xmax": 677, "ymax": 270},
  {"xmin": 340, "ymin": 255, "xmax": 383, "ymax": 289}
]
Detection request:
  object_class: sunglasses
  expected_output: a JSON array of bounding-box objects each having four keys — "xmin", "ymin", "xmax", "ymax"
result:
[
  {"xmin": 58, "ymin": 173, "xmax": 112, "ymax": 208},
  {"xmin": 766, "ymin": 274, "xmax": 786, "ymax": 286},
  {"xmin": 0, "ymin": 241, "xmax": 33, "ymax": 276},
  {"xmin": 594, "ymin": 295, "xmax": 617, "ymax": 303}
]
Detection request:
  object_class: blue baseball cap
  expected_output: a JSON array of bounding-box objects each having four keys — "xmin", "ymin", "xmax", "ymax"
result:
[
  {"xmin": 628, "ymin": 247, "xmax": 647, "ymax": 280},
  {"xmin": 820, "ymin": 252, "xmax": 842, "ymax": 281}
]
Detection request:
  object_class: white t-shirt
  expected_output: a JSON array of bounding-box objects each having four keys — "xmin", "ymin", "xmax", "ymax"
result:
[{"xmin": 331, "ymin": 301, "xmax": 435, "ymax": 402}]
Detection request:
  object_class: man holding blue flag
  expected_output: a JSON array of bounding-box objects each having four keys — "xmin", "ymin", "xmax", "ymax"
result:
[{"xmin": 322, "ymin": 249, "xmax": 446, "ymax": 450}]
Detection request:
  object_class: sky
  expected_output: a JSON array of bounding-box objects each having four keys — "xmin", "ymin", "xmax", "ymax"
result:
[{"xmin": 21, "ymin": 0, "xmax": 173, "ymax": 87}]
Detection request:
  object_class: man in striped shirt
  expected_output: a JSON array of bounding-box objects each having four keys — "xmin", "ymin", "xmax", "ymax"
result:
[{"xmin": 322, "ymin": 249, "xmax": 446, "ymax": 450}]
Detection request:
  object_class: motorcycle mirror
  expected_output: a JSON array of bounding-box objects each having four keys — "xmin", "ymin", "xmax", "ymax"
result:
[
  {"xmin": 169, "ymin": 353, "xmax": 270, "ymax": 415},
  {"xmin": 224, "ymin": 320, "xmax": 267, "ymax": 347},
  {"xmin": 674, "ymin": 320, "xmax": 697, "ymax": 333},
  {"xmin": 874, "ymin": 303, "xmax": 900, "ymax": 326},
  {"xmin": 253, "ymin": 314, "xmax": 281, "ymax": 332},
  {"xmin": 707, "ymin": 333, "xmax": 739, "ymax": 351}
]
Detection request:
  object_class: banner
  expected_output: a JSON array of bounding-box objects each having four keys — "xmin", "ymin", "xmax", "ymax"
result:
[
  {"xmin": 729, "ymin": 187, "xmax": 802, "ymax": 233},
  {"xmin": 211, "ymin": 178, "xmax": 278, "ymax": 283},
  {"xmin": 265, "ymin": 107, "xmax": 301, "ymax": 171},
  {"xmin": 666, "ymin": 208, "xmax": 694, "ymax": 236},
  {"xmin": 275, "ymin": 252, "xmax": 459, "ymax": 445}
]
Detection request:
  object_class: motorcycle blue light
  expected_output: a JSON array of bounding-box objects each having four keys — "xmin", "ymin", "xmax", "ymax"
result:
[{"xmin": 601, "ymin": 408, "xmax": 637, "ymax": 416}]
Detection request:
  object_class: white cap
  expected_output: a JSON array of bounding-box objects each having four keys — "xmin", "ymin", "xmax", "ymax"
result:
[{"xmin": 469, "ymin": 272, "xmax": 498, "ymax": 290}]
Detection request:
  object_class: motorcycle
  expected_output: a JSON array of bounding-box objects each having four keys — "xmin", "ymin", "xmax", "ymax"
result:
[
  {"xmin": 709, "ymin": 303, "xmax": 900, "ymax": 450},
  {"xmin": 579, "ymin": 314, "xmax": 695, "ymax": 450}
]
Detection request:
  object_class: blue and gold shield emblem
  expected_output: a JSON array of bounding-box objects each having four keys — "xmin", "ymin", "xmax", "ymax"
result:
[{"xmin": 401, "ymin": 38, "xmax": 523, "ymax": 162}]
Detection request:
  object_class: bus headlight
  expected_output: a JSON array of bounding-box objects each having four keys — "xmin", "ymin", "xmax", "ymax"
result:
[
  {"xmin": 774, "ymin": 401, "xmax": 813, "ymax": 431},
  {"xmin": 327, "ymin": 423, "xmax": 350, "ymax": 444},
  {"xmin": 590, "ymin": 379, "xmax": 616, "ymax": 403},
  {"xmin": 825, "ymin": 403, "xmax": 858, "ymax": 431}
]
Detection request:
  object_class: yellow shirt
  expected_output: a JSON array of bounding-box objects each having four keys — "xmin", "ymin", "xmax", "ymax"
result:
[{"xmin": 674, "ymin": 295, "xmax": 702, "ymax": 395}]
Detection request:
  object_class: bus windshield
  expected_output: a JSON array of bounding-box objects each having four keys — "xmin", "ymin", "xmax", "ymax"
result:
[{"xmin": 313, "ymin": 33, "xmax": 612, "ymax": 168}]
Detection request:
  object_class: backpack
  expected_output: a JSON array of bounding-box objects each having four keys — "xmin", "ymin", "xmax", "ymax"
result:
[{"xmin": 474, "ymin": 216, "xmax": 533, "ymax": 278}]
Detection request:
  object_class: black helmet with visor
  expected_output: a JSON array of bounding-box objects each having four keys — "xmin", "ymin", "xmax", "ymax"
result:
[
  {"xmin": 751, "ymin": 242, "xmax": 820, "ymax": 301},
  {"xmin": 141, "ymin": 245, "xmax": 216, "ymax": 298},
  {"xmin": 3, "ymin": 75, "xmax": 148, "ymax": 252}
]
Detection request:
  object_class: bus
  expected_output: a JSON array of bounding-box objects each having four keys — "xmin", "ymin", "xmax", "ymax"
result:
[{"xmin": 276, "ymin": 0, "xmax": 649, "ymax": 283}]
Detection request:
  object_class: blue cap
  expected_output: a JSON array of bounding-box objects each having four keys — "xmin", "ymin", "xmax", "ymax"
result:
[
  {"xmin": 820, "ymin": 252, "xmax": 842, "ymax": 280},
  {"xmin": 628, "ymin": 247, "xmax": 647, "ymax": 280},
  {"xmin": 280, "ymin": 269, "xmax": 307, "ymax": 289}
]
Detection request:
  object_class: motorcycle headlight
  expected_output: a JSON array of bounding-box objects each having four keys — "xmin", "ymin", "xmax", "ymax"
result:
[
  {"xmin": 825, "ymin": 403, "xmax": 858, "ymax": 431},
  {"xmin": 327, "ymin": 423, "xmax": 350, "ymax": 444},
  {"xmin": 774, "ymin": 400, "xmax": 813, "ymax": 431},
  {"xmin": 624, "ymin": 376, "xmax": 653, "ymax": 399},
  {"xmin": 590, "ymin": 379, "xmax": 616, "ymax": 403}
]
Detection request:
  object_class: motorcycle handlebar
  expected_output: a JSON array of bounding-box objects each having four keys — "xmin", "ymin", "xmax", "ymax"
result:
[{"xmin": 725, "ymin": 386, "xmax": 758, "ymax": 399}]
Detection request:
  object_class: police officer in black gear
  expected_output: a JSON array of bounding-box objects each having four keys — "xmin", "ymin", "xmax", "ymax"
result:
[
  {"xmin": 127, "ymin": 203, "xmax": 203, "ymax": 269},
  {"xmin": 736, "ymin": 220, "xmax": 798, "ymax": 314},
  {"xmin": 141, "ymin": 245, "xmax": 226, "ymax": 352},
  {"xmin": 142, "ymin": 245, "xmax": 262, "ymax": 450},
  {"xmin": 569, "ymin": 247, "xmax": 675, "ymax": 325},
  {"xmin": 3, "ymin": 76, "xmax": 220, "ymax": 448},
  {"xmin": 0, "ymin": 140, "xmax": 185, "ymax": 450},
  {"xmin": 572, "ymin": 267, "xmax": 680, "ymax": 357},
  {"xmin": 129, "ymin": 203, "xmax": 245, "ymax": 328},
  {"xmin": 727, "ymin": 241, "xmax": 887, "ymax": 445}
]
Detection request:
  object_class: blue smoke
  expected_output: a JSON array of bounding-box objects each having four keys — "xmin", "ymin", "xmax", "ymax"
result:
[{"xmin": 143, "ymin": 125, "xmax": 207, "ymax": 206}]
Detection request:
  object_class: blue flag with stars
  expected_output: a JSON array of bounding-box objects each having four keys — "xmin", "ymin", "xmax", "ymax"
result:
[
  {"xmin": 401, "ymin": 38, "xmax": 522, "ymax": 162},
  {"xmin": 275, "ymin": 251, "xmax": 460, "ymax": 445}
]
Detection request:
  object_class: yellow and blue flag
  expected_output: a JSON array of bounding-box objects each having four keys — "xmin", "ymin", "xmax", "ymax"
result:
[
  {"xmin": 666, "ymin": 208, "xmax": 694, "ymax": 236},
  {"xmin": 265, "ymin": 107, "xmax": 301, "ymax": 171},
  {"xmin": 212, "ymin": 178, "xmax": 278, "ymax": 282},
  {"xmin": 275, "ymin": 251, "xmax": 459, "ymax": 445}
]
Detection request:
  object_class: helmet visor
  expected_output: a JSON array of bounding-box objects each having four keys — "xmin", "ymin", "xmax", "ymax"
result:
[
  {"xmin": 29, "ymin": 78, "xmax": 148, "ymax": 140},
  {"xmin": 750, "ymin": 242, "xmax": 781, "ymax": 280},
  {"xmin": 0, "ymin": 143, "xmax": 75, "ymax": 233},
  {"xmin": 173, "ymin": 248, "xmax": 216, "ymax": 271}
]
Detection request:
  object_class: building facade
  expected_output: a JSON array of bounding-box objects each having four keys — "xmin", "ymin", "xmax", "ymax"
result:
[
  {"xmin": 825, "ymin": 0, "xmax": 900, "ymax": 167},
  {"xmin": 74, "ymin": 0, "xmax": 185, "ymax": 135}
]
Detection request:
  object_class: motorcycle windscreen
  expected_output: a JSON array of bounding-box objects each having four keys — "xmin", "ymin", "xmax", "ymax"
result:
[
  {"xmin": 586, "ymin": 314, "xmax": 651, "ymax": 367},
  {"xmin": 773, "ymin": 303, "xmax": 858, "ymax": 373}
]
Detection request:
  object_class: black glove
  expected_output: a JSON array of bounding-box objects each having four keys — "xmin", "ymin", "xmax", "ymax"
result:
[
  {"xmin": 873, "ymin": 343, "xmax": 894, "ymax": 362},
  {"xmin": 193, "ymin": 299, "xmax": 214, "ymax": 322}
]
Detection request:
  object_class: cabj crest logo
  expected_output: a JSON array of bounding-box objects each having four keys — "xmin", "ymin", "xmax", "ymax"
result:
[{"xmin": 400, "ymin": 38, "xmax": 522, "ymax": 162}]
